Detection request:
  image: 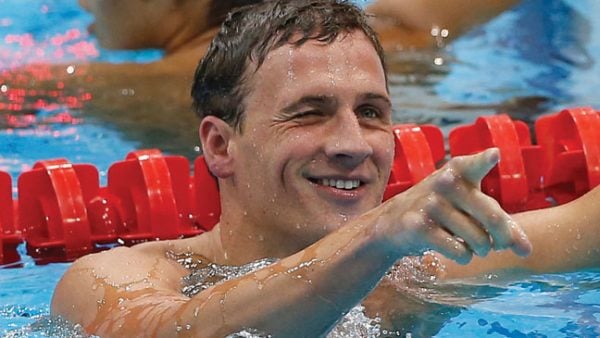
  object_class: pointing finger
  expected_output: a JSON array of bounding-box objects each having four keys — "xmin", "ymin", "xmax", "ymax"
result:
[{"xmin": 453, "ymin": 148, "xmax": 500, "ymax": 185}]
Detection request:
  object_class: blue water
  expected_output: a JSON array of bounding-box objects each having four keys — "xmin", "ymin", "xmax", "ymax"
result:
[{"xmin": 1, "ymin": 0, "xmax": 600, "ymax": 336}]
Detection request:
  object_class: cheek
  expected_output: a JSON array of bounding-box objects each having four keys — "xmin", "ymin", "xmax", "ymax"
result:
[{"xmin": 371, "ymin": 133, "xmax": 395, "ymax": 167}]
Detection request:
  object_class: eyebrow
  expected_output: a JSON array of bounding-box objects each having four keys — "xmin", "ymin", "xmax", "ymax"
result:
[
  {"xmin": 281, "ymin": 92, "xmax": 392, "ymax": 113},
  {"xmin": 281, "ymin": 95, "xmax": 337, "ymax": 114},
  {"xmin": 360, "ymin": 93, "xmax": 392, "ymax": 110}
]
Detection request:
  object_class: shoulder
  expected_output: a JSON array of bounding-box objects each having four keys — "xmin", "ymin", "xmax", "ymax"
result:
[{"xmin": 49, "ymin": 245, "xmax": 186, "ymax": 326}]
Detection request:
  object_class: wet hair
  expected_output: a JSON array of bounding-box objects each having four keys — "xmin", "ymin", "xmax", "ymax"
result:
[{"xmin": 192, "ymin": 0, "xmax": 387, "ymax": 132}]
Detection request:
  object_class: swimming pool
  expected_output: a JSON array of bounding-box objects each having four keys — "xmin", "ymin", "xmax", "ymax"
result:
[{"xmin": 1, "ymin": 0, "xmax": 600, "ymax": 336}]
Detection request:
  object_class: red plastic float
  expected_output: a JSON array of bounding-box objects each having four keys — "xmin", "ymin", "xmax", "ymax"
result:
[
  {"xmin": 449, "ymin": 114, "xmax": 550, "ymax": 212},
  {"xmin": 106, "ymin": 149, "xmax": 201, "ymax": 244},
  {"xmin": 535, "ymin": 107, "xmax": 600, "ymax": 204},
  {"xmin": 1, "ymin": 107, "xmax": 599, "ymax": 266},
  {"xmin": 18, "ymin": 159, "xmax": 97, "ymax": 263},
  {"xmin": 383, "ymin": 124, "xmax": 444, "ymax": 200}
]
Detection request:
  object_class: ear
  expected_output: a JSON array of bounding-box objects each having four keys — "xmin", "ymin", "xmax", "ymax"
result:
[{"xmin": 199, "ymin": 116, "xmax": 235, "ymax": 178}]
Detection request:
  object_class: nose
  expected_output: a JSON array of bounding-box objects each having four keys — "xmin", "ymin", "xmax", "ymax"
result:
[{"xmin": 324, "ymin": 110, "xmax": 373, "ymax": 169}]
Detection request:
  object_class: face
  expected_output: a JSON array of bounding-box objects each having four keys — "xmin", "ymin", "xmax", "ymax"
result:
[
  {"xmin": 78, "ymin": 0, "xmax": 186, "ymax": 49},
  {"xmin": 224, "ymin": 31, "xmax": 394, "ymax": 248}
]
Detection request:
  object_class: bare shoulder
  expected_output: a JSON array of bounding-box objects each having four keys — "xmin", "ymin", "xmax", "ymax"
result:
[{"xmin": 50, "ymin": 245, "xmax": 187, "ymax": 328}]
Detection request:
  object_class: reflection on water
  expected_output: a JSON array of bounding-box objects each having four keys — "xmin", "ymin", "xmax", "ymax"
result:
[{"xmin": 390, "ymin": 0, "xmax": 598, "ymax": 135}]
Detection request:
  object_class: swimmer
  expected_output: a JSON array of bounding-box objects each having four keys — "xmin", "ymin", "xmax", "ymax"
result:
[
  {"xmin": 50, "ymin": 1, "xmax": 600, "ymax": 336},
  {"xmin": 0, "ymin": 0, "xmax": 521, "ymax": 157}
]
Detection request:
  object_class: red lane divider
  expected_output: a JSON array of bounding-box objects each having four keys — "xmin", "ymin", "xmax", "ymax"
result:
[
  {"xmin": 383, "ymin": 124, "xmax": 444, "ymax": 200},
  {"xmin": 18, "ymin": 159, "xmax": 96, "ymax": 263},
  {"xmin": 449, "ymin": 114, "xmax": 550, "ymax": 212},
  {"xmin": 536, "ymin": 107, "xmax": 600, "ymax": 204},
  {"xmin": 107, "ymin": 149, "xmax": 201, "ymax": 245},
  {"xmin": 1, "ymin": 107, "xmax": 599, "ymax": 266},
  {"xmin": 0, "ymin": 171, "xmax": 21, "ymax": 266}
]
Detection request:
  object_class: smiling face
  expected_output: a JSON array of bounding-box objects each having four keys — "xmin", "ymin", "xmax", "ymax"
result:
[{"xmin": 217, "ymin": 31, "xmax": 394, "ymax": 252}]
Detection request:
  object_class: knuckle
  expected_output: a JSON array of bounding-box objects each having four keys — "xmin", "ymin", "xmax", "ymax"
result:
[
  {"xmin": 400, "ymin": 211, "xmax": 429, "ymax": 233},
  {"xmin": 433, "ymin": 169, "xmax": 458, "ymax": 193},
  {"xmin": 423, "ymin": 194, "xmax": 441, "ymax": 213},
  {"xmin": 486, "ymin": 212, "xmax": 504, "ymax": 229},
  {"xmin": 448, "ymin": 155, "xmax": 467, "ymax": 168}
]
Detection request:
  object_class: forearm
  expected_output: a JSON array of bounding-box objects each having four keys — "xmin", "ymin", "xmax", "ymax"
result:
[
  {"xmin": 440, "ymin": 187, "xmax": 600, "ymax": 280},
  {"xmin": 367, "ymin": 0, "xmax": 521, "ymax": 38}
]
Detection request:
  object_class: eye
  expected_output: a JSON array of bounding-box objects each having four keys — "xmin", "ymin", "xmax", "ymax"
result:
[
  {"xmin": 358, "ymin": 106, "xmax": 381, "ymax": 119},
  {"xmin": 294, "ymin": 110, "xmax": 324, "ymax": 119}
]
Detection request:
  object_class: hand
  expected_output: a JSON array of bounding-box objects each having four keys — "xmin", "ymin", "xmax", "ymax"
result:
[{"xmin": 382, "ymin": 148, "xmax": 532, "ymax": 264}]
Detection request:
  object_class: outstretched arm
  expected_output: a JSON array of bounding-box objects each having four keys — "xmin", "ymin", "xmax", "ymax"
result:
[
  {"xmin": 51, "ymin": 149, "xmax": 530, "ymax": 337},
  {"xmin": 439, "ymin": 186, "xmax": 600, "ymax": 280},
  {"xmin": 366, "ymin": 0, "xmax": 521, "ymax": 49}
]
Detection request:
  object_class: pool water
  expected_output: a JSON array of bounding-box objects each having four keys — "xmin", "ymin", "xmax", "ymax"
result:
[{"xmin": 1, "ymin": 0, "xmax": 600, "ymax": 337}]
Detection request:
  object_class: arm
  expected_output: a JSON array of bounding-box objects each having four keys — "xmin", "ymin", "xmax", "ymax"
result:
[
  {"xmin": 440, "ymin": 186, "xmax": 600, "ymax": 280},
  {"xmin": 51, "ymin": 149, "xmax": 530, "ymax": 337},
  {"xmin": 366, "ymin": 0, "xmax": 521, "ymax": 49}
]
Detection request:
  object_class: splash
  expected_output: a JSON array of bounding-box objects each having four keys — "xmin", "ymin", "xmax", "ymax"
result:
[
  {"xmin": 170, "ymin": 252, "xmax": 383, "ymax": 337},
  {"xmin": 3, "ymin": 315, "xmax": 96, "ymax": 338}
]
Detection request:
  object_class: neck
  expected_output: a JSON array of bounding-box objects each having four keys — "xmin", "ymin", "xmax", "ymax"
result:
[{"xmin": 206, "ymin": 216, "xmax": 310, "ymax": 266}]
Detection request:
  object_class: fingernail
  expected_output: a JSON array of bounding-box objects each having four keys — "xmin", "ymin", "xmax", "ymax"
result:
[{"xmin": 485, "ymin": 148, "xmax": 500, "ymax": 164}]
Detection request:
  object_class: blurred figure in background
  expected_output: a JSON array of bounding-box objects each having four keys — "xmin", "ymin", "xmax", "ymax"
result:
[{"xmin": 0, "ymin": 0, "xmax": 521, "ymax": 158}]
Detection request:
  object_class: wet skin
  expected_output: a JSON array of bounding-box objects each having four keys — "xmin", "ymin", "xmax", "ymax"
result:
[{"xmin": 201, "ymin": 32, "xmax": 395, "ymax": 260}]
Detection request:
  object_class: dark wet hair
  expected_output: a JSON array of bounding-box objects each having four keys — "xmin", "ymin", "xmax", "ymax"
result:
[{"xmin": 192, "ymin": 0, "xmax": 387, "ymax": 132}]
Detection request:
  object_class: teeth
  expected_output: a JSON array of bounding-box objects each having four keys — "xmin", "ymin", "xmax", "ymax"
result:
[{"xmin": 320, "ymin": 178, "xmax": 360, "ymax": 190}]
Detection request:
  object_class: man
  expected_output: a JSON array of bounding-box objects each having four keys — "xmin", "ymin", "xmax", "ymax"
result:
[{"xmin": 51, "ymin": 1, "xmax": 600, "ymax": 337}]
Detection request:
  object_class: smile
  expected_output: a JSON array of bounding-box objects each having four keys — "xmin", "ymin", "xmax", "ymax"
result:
[{"xmin": 318, "ymin": 178, "xmax": 362, "ymax": 190}]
